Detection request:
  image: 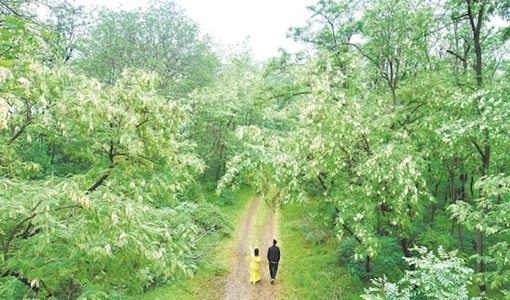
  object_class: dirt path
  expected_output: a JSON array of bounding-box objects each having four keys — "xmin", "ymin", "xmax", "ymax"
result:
[{"xmin": 223, "ymin": 196, "xmax": 279, "ymax": 300}]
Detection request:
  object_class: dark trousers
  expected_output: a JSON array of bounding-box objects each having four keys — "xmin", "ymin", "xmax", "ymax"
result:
[{"xmin": 269, "ymin": 262, "xmax": 279, "ymax": 279}]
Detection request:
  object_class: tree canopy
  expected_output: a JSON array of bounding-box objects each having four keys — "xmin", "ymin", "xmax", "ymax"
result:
[{"xmin": 1, "ymin": 0, "xmax": 510, "ymax": 298}]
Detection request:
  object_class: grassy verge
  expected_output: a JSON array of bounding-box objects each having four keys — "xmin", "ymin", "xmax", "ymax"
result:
[
  {"xmin": 278, "ymin": 202, "xmax": 361, "ymax": 300},
  {"xmin": 136, "ymin": 186, "xmax": 255, "ymax": 300}
]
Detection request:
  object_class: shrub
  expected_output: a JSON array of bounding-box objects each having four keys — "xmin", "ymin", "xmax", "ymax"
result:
[
  {"xmin": 302, "ymin": 202, "xmax": 335, "ymax": 244},
  {"xmin": 202, "ymin": 181, "xmax": 218, "ymax": 193},
  {"xmin": 187, "ymin": 202, "xmax": 232, "ymax": 236},
  {"xmin": 337, "ymin": 237, "xmax": 404, "ymax": 282},
  {"xmin": 219, "ymin": 188, "xmax": 235, "ymax": 206},
  {"xmin": 362, "ymin": 246, "xmax": 476, "ymax": 300},
  {"xmin": 181, "ymin": 182, "xmax": 206, "ymax": 203}
]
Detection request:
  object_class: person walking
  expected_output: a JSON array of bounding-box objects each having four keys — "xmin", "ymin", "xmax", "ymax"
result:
[
  {"xmin": 249, "ymin": 248, "xmax": 261, "ymax": 284},
  {"xmin": 267, "ymin": 239, "xmax": 280, "ymax": 283}
]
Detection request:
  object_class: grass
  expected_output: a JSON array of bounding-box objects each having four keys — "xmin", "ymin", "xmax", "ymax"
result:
[
  {"xmin": 277, "ymin": 202, "xmax": 361, "ymax": 300},
  {"xmin": 135, "ymin": 185, "xmax": 255, "ymax": 300}
]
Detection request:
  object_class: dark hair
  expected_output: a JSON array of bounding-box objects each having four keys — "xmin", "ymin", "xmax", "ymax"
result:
[
  {"xmin": 254, "ymin": 248, "xmax": 259, "ymax": 256},
  {"xmin": 273, "ymin": 239, "xmax": 277, "ymax": 245}
]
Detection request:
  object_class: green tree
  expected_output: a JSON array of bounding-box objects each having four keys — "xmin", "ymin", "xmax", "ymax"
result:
[
  {"xmin": 187, "ymin": 53, "xmax": 262, "ymax": 181},
  {"xmin": 0, "ymin": 17, "xmax": 225, "ymax": 298},
  {"xmin": 218, "ymin": 0, "xmax": 510, "ymax": 295},
  {"xmin": 75, "ymin": 0, "xmax": 219, "ymax": 97},
  {"xmin": 362, "ymin": 247, "xmax": 477, "ymax": 300}
]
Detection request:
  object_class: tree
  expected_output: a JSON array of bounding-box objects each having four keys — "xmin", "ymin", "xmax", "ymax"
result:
[
  {"xmin": 450, "ymin": 173, "xmax": 510, "ymax": 294},
  {"xmin": 0, "ymin": 17, "xmax": 227, "ymax": 298},
  {"xmin": 362, "ymin": 246, "xmax": 477, "ymax": 300},
  {"xmin": 218, "ymin": 0, "xmax": 510, "ymax": 295},
  {"xmin": 187, "ymin": 53, "xmax": 262, "ymax": 181},
  {"xmin": 439, "ymin": 0, "xmax": 510, "ymax": 291},
  {"xmin": 75, "ymin": 0, "xmax": 219, "ymax": 97}
]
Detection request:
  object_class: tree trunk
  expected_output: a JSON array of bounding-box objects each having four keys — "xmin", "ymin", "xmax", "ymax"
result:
[
  {"xmin": 339, "ymin": 219, "xmax": 371, "ymax": 273},
  {"xmin": 457, "ymin": 224, "xmax": 464, "ymax": 252},
  {"xmin": 377, "ymin": 209, "xmax": 381, "ymax": 235},
  {"xmin": 365, "ymin": 256, "xmax": 371, "ymax": 273},
  {"xmin": 49, "ymin": 142, "xmax": 56, "ymax": 165},
  {"xmin": 215, "ymin": 143, "xmax": 225, "ymax": 181},
  {"xmin": 477, "ymin": 145, "xmax": 490, "ymax": 293},
  {"xmin": 467, "ymin": 0, "xmax": 484, "ymax": 86},
  {"xmin": 458, "ymin": 172, "xmax": 467, "ymax": 251},
  {"xmin": 400, "ymin": 238, "xmax": 414, "ymax": 271},
  {"xmin": 476, "ymin": 228, "xmax": 484, "ymax": 276},
  {"xmin": 469, "ymin": 174, "xmax": 475, "ymax": 201},
  {"xmin": 430, "ymin": 204, "xmax": 436, "ymax": 224},
  {"xmin": 449, "ymin": 167, "xmax": 457, "ymax": 235}
]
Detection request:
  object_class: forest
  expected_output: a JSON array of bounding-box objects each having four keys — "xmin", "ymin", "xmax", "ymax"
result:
[{"xmin": 0, "ymin": 0, "xmax": 509, "ymax": 299}]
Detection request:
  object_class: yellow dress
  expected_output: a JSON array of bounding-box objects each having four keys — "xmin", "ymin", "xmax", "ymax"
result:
[{"xmin": 249, "ymin": 255, "xmax": 261, "ymax": 284}]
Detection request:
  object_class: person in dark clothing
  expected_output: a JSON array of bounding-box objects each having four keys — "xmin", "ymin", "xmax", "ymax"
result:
[{"xmin": 267, "ymin": 239, "xmax": 280, "ymax": 283}]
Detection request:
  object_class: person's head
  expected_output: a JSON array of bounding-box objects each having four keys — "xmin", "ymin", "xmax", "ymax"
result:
[
  {"xmin": 254, "ymin": 248, "xmax": 259, "ymax": 256},
  {"xmin": 273, "ymin": 239, "xmax": 277, "ymax": 246}
]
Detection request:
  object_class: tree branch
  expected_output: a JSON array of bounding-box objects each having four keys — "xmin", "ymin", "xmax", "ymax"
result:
[
  {"xmin": 471, "ymin": 140, "xmax": 484, "ymax": 160},
  {"xmin": 446, "ymin": 50, "xmax": 466, "ymax": 62},
  {"xmin": 7, "ymin": 120, "xmax": 31, "ymax": 145},
  {"xmin": 346, "ymin": 42, "xmax": 381, "ymax": 70},
  {"xmin": 342, "ymin": 223, "xmax": 363, "ymax": 245},
  {"xmin": 86, "ymin": 168, "xmax": 112, "ymax": 193}
]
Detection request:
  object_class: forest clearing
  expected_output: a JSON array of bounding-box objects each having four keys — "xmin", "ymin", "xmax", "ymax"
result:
[{"xmin": 1, "ymin": 0, "xmax": 510, "ymax": 299}]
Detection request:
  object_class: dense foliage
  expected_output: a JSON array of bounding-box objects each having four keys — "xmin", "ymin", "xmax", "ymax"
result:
[
  {"xmin": 362, "ymin": 247, "xmax": 476, "ymax": 300},
  {"xmin": 217, "ymin": 0, "xmax": 510, "ymax": 297},
  {"xmin": 1, "ymin": 0, "xmax": 509, "ymax": 298},
  {"xmin": 0, "ymin": 4, "xmax": 226, "ymax": 298},
  {"xmin": 75, "ymin": 0, "xmax": 219, "ymax": 97}
]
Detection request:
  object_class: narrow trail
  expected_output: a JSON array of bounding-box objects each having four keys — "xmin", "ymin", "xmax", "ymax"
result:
[{"xmin": 223, "ymin": 196, "xmax": 279, "ymax": 300}]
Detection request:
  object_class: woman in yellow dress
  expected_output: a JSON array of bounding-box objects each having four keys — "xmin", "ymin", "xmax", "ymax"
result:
[{"xmin": 249, "ymin": 248, "xmax": 261, "ymax": 284}]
